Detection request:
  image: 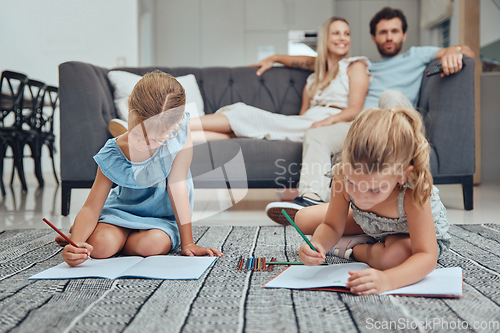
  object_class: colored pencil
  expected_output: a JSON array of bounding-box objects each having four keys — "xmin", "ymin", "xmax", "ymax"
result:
[
  {"xmin": 42, "ymin": 218, "xmax": 79, "ymax": 248},
  {"xmin": 42, "ymin": 218, "xmax": 92, "ymax": 260},
  {"xmin": 237, "ymin": 256, "xmax": 244, "ymax": 270},
  {"xmin": 281, "ymin": 209, "xmax": 318, "ymax": 252},
  {"xmin": 268, "ymin": 257, "xmax": 276, "ymax": 271},
  {"xmin": 265, "ymin": 261, "xmax": 329, "ymax": 265}
]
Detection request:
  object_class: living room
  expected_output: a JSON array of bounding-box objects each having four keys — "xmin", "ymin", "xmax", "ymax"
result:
[
  {"xmin": 2, "ymin": 0, "xmax": 499, "ymax": 224},
  {"xmin": 1, "ymin": 0, "xmax": 499, "ymax": 332}
]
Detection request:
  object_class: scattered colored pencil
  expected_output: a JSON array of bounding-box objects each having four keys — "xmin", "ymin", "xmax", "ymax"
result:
[
  {"xmin": 237, "ymin": 257, "xmax": 329, "ymax": 271},
  {"xmin": 237, "ymin": 257, "xmax": 244, "ymax": 270},
  {"xmin": 268, "ymin": 257, "xmax": 276, "ymax": 271}
]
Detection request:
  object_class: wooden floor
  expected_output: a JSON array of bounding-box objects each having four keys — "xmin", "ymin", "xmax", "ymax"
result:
[{"xmin": 1, "ymin": 224, "xmax": 499, "ymax": 332}]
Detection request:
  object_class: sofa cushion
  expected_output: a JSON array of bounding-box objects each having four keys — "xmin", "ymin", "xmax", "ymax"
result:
[
  {"xmin": 107, "ymin": 70, "xmax": 205, "ymax": 119},
  {"xmin": 191, "ymin": 139, "xmax": 302, "ymax": 188}
]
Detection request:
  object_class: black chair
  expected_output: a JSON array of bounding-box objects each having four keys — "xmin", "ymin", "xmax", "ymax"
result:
[
  {"xmin": 0, "ymin": 71, "xmax": 29, "ymax": 195},
  {"xmin": 36, "ymin": 85, "xmax": 59, "ymax": 184},
  {"xmin": 13, "ymin": 79, "xmax": 49, "ymax": 187}
]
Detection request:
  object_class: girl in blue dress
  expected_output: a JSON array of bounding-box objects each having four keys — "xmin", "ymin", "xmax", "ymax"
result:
[{"xmin": 57, "ymin": 71, "xmax": 223, "ymax": 266}]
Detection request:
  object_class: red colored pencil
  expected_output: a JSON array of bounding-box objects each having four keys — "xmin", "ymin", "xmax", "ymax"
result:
[
  {"xmin": 238, "ymin": 257, "xmax": 244, "ymax": 271},
  {"xmin": 42, "ymin": 218, "xmax": 80, "ymax": 248},
  {"xmin": 268, "ymin": 257, "xmax": 276, "ymax": 271}
]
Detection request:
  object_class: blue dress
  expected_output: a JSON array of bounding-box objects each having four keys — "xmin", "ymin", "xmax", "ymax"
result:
[{"xmin": 93, "ymin": 112, "xmax": 193, "ymax": 250}]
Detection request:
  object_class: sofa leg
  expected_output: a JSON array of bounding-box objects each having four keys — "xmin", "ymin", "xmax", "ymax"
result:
[
  {"xmin": 462, "ymin": 176, "xmax": 474, "ymax": 211},
  {"xmin": 61, "ymin": 182, "xmax": 72, "ymax": 216}
]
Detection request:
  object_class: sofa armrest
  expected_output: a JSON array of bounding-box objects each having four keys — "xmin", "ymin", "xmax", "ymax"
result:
[
  {"xmin": 59, "ymin": 61, "xmax": 116, "ymax": 181},
  {"xmin": 418, "ymin": 56, "xmax": 475, "ymax": 176}
]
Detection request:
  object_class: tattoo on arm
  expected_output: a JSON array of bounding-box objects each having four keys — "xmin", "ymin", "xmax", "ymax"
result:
[{"xmin": 291, "ymin": 61, "xmax": 314, "ymax": 71}]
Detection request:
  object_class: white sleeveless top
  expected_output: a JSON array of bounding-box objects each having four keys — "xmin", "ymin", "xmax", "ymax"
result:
[{"xmin": 308, "ymin": 56, "xmax": 370, "ymax": 109}]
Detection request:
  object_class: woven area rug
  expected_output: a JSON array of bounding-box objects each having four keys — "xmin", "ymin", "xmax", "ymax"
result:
[{"xmin": 0, "ymin": 224, "xmax": 499, "ymax": 332}]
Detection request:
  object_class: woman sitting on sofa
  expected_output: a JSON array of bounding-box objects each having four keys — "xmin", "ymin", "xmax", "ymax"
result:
[{"xmin": 190, "ymin": 16, "xmax": 370, "ymax": 143}]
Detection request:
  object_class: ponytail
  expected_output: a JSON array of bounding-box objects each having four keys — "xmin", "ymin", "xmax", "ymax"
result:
[
  {"xmin": 340, "ymin": 107, "xmax": 433, "ymax": 207},
  {"xmin": 399, "ymin": 108, "xmax": 433, "ymax": 206}
]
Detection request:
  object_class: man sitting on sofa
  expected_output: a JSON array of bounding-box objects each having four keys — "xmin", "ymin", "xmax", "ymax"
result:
[{"xmin": 261, "ymin": 7, "xmax": 474, "ymax": 225}]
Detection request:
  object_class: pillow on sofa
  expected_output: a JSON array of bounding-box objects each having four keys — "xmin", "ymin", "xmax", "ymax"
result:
[{"xmin": 107, "ymin": 70, "xmax": 205, "ymax": 120}]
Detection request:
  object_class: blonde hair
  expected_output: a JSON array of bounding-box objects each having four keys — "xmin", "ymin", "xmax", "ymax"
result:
[
  {"xmin": 128, "ymin": 71, "xmax": 185, "ymax": 133},
  {"xmin": 337, "ymin": 107, "xmax": 433, "ymax": 207},
  {"xmin": 307, "ymin": 17, "xmax": 350, "ymax": 98}
]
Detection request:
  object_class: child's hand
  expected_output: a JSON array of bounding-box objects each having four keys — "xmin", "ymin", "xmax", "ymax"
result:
[
  {"xmin": 346, "ymin": 268, "xmax": 391, "ymax": 295},
  {"xmin": 181, "ymin": 243, "xmax": 223, "ymax": 257},
  {"xmin": 298, "ymin": 242, "xmax": 325, "ymax": 266},
  {"xmin": 62, "ymin": 242, "xmax": 93, "ymax": 267}
]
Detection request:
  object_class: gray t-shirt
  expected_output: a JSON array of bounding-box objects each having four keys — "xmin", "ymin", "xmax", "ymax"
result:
[{"xmin": 364, "ymin": 46, "xmax": 440, "ymax": 109}]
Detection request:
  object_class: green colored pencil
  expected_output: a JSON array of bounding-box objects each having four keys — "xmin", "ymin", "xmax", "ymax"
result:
[{"xmin": 281, "ymin": 209, "xmax": 318, "ymax": 252}]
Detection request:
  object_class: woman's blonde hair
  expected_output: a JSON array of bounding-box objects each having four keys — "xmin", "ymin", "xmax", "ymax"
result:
[
  {"xmin": 307, "ymin": 17, "xmax": 350, "ymax": 98},
  {"xmin": 128, "ymin": 71, "xmax": 185, "ymax": 133},
  {"xmin": 337, "ymin": 107, "xmax": 433, "ymax": 207}
]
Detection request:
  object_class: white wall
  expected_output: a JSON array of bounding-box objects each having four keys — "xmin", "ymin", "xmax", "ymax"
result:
[
  {"xmin": 480, "ymin": 0, "xmax": 500, "ymax": 47},
  {"xmin": 151, "ymin": 0, "xmax": 335, "ymax": 67},
  {"xmin": 1, "ymin": 0, "xmax": 139, "ymax": 85},
  {"xmin": 449, "ymin": 0, "xmax": 500, "ymax": 48},
  {"xmin": 1, "ymin": 0, "xmax": 139, "ymax": 180}
]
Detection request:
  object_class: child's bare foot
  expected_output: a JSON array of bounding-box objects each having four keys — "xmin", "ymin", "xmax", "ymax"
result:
[
  {"xmin": 55, "ymin": 226, "xmax": 73, "ymax": 247},
  {"xmin": 55, "ymin": 235, "xmax": 70, "ymax": 247}
]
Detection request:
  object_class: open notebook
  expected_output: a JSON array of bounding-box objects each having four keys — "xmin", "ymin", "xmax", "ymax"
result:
[
  {"xmin": 263, "ymin": 263, "xmax": 463, "ymax": 297},
  {"xmin": 29, "ymin": 256, "xmax": 217, "ymax": 280}
]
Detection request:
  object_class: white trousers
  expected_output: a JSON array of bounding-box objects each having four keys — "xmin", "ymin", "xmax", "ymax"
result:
[{"xmin": 298, "ymin": 89, "xmax": 413, "ymax": 202}]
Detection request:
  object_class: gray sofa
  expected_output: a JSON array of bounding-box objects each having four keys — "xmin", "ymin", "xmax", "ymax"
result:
[{"xmin": 59, "ymin": 57, "xmax": 475, "ymax": 215}]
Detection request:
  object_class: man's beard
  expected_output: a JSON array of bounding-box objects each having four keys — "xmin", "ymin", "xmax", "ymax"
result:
[{"xmin": 376, "ymin": 41, "xmax": 403, "ymax": 57}]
